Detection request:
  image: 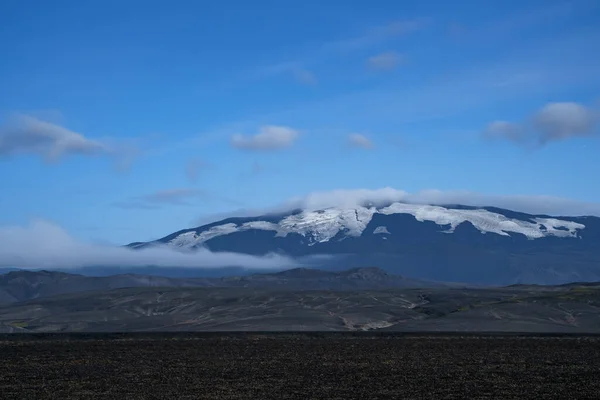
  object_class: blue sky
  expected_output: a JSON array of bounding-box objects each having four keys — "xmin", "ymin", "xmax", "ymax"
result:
[{"xmin": 1, "ymin": 0, "xmax": 600, "ymax": 245}]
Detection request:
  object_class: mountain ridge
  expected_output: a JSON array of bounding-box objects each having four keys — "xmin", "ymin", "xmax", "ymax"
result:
[
  {"xmin": 0, "ymin": 267, "xmax": 444, "ymax": 304},
  {"xmin": 130, "ymin": 202, "xmax": 592, "ymax": 249},
  {"xmin": 124, "ymin": 202, "xmax": 600, "ymax": 286}
]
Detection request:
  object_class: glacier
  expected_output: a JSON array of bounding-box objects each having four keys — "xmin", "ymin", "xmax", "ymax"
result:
[{"xmin": 166, "ymin": 203, "xmax": 585, "ymax": 249}]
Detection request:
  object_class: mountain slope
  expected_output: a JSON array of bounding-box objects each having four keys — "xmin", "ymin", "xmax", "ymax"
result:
[{"xmin": 128, "ymin": 203, "xmax": 600, "ymax": 285}]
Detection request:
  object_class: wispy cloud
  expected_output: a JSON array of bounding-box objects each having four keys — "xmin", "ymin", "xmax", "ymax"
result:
[
  {"xmin": 260, "ymin": 62, "xmax": 317, "ymax": 85},
  {"xmin": 483, "ymin": 121, "xmax": 523, "ymax": 142},
  {"xmin": 366, "ymin": 51, "xmax": 404, "ymax": 71},
  {"xmin": 348, "ymin": 133, "xmax": 374, "ymax": 149},
  {"xmin": 140, "ymin": 188, "xmax": 205, "ymax": 205},
  {"xmin": 231, "ymin": 125, "xmax": 299, "ymax": 151},
  {"xmin": 230, "ymin": 37, "xmax": 600, "ymax": 135},
  {"xmin": 237, "ymin": 161, "xmax": 266, "ymax": 181},
  {"xmin": 323, "ymin": 18, "xmax": 428, "ymax": 52},
  {"xmin": 483, "ymin": 101, "xmax": 599, "ymax": 147},
  {"xmin": 292, "ymin": 68, "xmax": 318, "ymax": 85},
  {"xmin": 186, "ymin": 158, "xmax": 212, "ymax": 183},
  {"xmin": 0, "ymin": 220, "xmax": 296, "ymax": 269},
  {"xmin": 0, "ymin": 114, "xmax": 137, "ymax": 169},
  {"xmin": 257, "ymin": 18, "xmax": 426, "ymax": 81},
  {"xmin": 114, "ymin": 188, "xmax": 241, "ymax": 210},
  {"xmin": 153, "ymin": 5, "xmax": 599, "ymax": 159}
]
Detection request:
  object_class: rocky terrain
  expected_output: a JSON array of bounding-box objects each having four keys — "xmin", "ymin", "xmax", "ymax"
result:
[
  {"xmin": 1, "ymin": 273, "xmax": 598, "ymax": 333},
  {"xmin": 1, "ymin": 334, "xmax": 599, "ymax": 399}
]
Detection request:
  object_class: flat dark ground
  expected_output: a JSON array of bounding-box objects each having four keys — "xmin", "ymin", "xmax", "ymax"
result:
[{"xmin": 1, "ymin": 333, "xmax": 599, "ymax": 399}]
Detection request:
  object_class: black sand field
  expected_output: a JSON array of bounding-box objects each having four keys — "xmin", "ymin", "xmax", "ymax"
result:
[{"xmin": 1, "ymin": 333, "xmax": 599, "ymax": 399}]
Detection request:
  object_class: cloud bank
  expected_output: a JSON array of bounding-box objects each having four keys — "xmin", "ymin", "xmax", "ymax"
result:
[
  {"xmin": 197, "ymin": 187, "xmax": 600, "ymax": 224},
  {"xmin": 0, "ymin": 220, "xmax": 295, "ymax": 270},
  {"xmin": 292, "ymin": 188, "xmax": 600, "ymax": 217},
  {"xmin": 483, "ymin": 102, "xmax": 599, "ymax": 146}
]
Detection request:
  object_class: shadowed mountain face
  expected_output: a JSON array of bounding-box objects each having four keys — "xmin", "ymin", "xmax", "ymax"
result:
[
  {"xmin": 126, "ymin": 203, "xmax": 600, "ymax": 285},
  {"xmin": 0, "ymin": 267, "xmax": 441, "ymax": 304}
]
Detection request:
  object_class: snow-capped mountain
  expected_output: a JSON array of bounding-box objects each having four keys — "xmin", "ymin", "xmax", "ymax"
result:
[
  {"xmin": 129, "ymin": 202, "xmax": 600, "ymax": 285},
  {"xmin": 134, "ymin": 203, "xmax": 585, "ymax": 250}
]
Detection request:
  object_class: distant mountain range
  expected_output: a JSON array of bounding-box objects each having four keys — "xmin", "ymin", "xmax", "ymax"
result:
[
  {"xmin": 127, "ymin": 202, "xmax": 600, "ymax": 285},
  {"xmin": 1, "ymin": 268, "xmax": 599, "ymax": 333},
  {"xmin": 0, "ymin": 267, "xmax": 442, "ymax": 304}
]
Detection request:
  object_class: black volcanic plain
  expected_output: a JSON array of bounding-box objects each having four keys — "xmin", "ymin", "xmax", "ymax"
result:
[{"xmin": 1, "ymin": 334, "xmax": 599, "ymax": 399}]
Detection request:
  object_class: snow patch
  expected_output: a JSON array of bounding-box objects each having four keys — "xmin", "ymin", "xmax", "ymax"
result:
[
  {"xmin": 279, "ymin": 207, "xmax": 376, "ymax": 243},
  {"xmin": 373, "ymin": 226, "xmax": 390, "ymax": 234},
  {"xmin": 166, "ymin": 203, "xmax": 585, "ymax": 248},
  {"xmin": 378, "ymin": 203, "xmax": 580, "ymax": 239},
  {"xmin": 534, "ymin": 218, "xmax": 584, "ymax": 238},
  {"xmin": 168, "ymin": 223, "xmax": 238, "ymax": 248}
]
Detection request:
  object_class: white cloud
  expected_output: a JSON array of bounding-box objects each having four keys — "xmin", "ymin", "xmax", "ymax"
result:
[
  {"xmin": 0, "ymin": 220, "xmax": 296, "ymax": 269},
  {"xmin": 231, "ymin": 125, "xmax": 299, "ymax": 150},
  {"xmin": 292, "ymin": 188, "xmax": 600, "ymax": 216},
  {"xmin": 483, "ymin": 102, "xmax": 599, "ymax": 146},
  {"xmin": 0, "ymin": 114, "xmax": 137, "ymax": 168},
  {"xmin": 288, "ymin": 188, "xmax": 407, "ymax": 210},
  {"xmin": 348, "ymin": 134, "xmax": 374, "ymax": 149},
  {"xmin": 196, "ymin": 187, "xmax": 600, "ymax": 224},
  {"xmin": 533, "ymin": 102, "xmax": 598, "ymax": 144},
  {"xmin": 367, "ymin": 51, "xmax": 404, "ymax": 71},
  {"xmin": 226, "ymin": 48, "xmax": 600, "ymax": 144},
  {"xmin": 0, "ymin": 115, "xmax": 107, "ymax": 162},
  {"xmin": 158, "ymin": 16, "xmax": 600, "ymax": 160}
]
